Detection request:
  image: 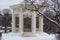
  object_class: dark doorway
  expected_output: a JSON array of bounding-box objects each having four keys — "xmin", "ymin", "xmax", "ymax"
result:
[
  {"xmin": 23, "ymin": 17, "xmax": 31, "ymax": 32},
  {"xmin": 15, "ymin": 17, "xmax": 19, "ymax": 28},
  {"xmin": 36, "ymin": 16, "xmax": 39, "ymax": 31}
]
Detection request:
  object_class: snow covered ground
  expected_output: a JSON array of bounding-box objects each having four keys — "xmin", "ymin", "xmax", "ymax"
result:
[{"xmin": 1, "ymin": 33, "xmax": 57, "ymax": 40}]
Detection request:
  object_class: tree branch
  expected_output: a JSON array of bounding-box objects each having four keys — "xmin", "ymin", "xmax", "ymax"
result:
[
  {"xmin": 36, "ymin": 10, "xmax": 60, "ymax": 29},
  {"xmin": 25, "ymin": 3, "xmax": 60, "ymax": 29}
]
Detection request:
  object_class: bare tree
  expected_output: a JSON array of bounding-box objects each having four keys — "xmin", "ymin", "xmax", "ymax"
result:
[
  {"xmin": 23, "ymin": 0, "xmax": 60, "ymax": 31},
  {"xmin": 0, "ymin": 10, "xmax": 2, "ymax": 26},
  {"xmin": 2, "ymin": 9, "xmax": 11, "ymax": 33},
  {"xmin": 51, "ymin": 0, "xmax": 60, "ymax": 22}
]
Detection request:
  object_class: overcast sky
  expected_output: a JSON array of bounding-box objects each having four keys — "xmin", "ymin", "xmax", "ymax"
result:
[
  {"xmin": 0, "ymin": 0, "xmax": 23, "ymax": 10},
  {"xmin": 0, "ymin": 0, "xmax": 54, "ymax": 10}
]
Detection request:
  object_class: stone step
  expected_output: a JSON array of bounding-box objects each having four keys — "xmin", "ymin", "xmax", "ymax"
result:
[{"xmin": 22, "ymin": 32, "xmax": 36, "ymax": 37}]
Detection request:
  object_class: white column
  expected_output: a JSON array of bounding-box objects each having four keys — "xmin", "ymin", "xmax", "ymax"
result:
[
  {"xmin": 12, "ymin": 14, "xmax": 16, "ymax": 32},
  {"xmin": 31, "ymin": 12, "xmax": 36, "ymax": 33},
  {"xmin": 19, "ymin": 12, "xmax": 23, "ymax": 34},
  {"xmin": 39, "ymin": 15, "xmax": 43, "ymax": 32}
]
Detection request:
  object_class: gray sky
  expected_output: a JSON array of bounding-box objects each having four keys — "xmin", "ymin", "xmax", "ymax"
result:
[
  {"xmin": 0, "ymin": 0, "xmax": 53, "ymax": 10},
  {"xmin": 0, "ymin": 0, "xmax": 23, "ymax": 10}
]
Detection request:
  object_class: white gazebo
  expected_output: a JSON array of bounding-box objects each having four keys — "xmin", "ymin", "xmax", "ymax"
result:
[{"xmin": 10, "ymin": 4, "xmax": 47, "ymax": 36}]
